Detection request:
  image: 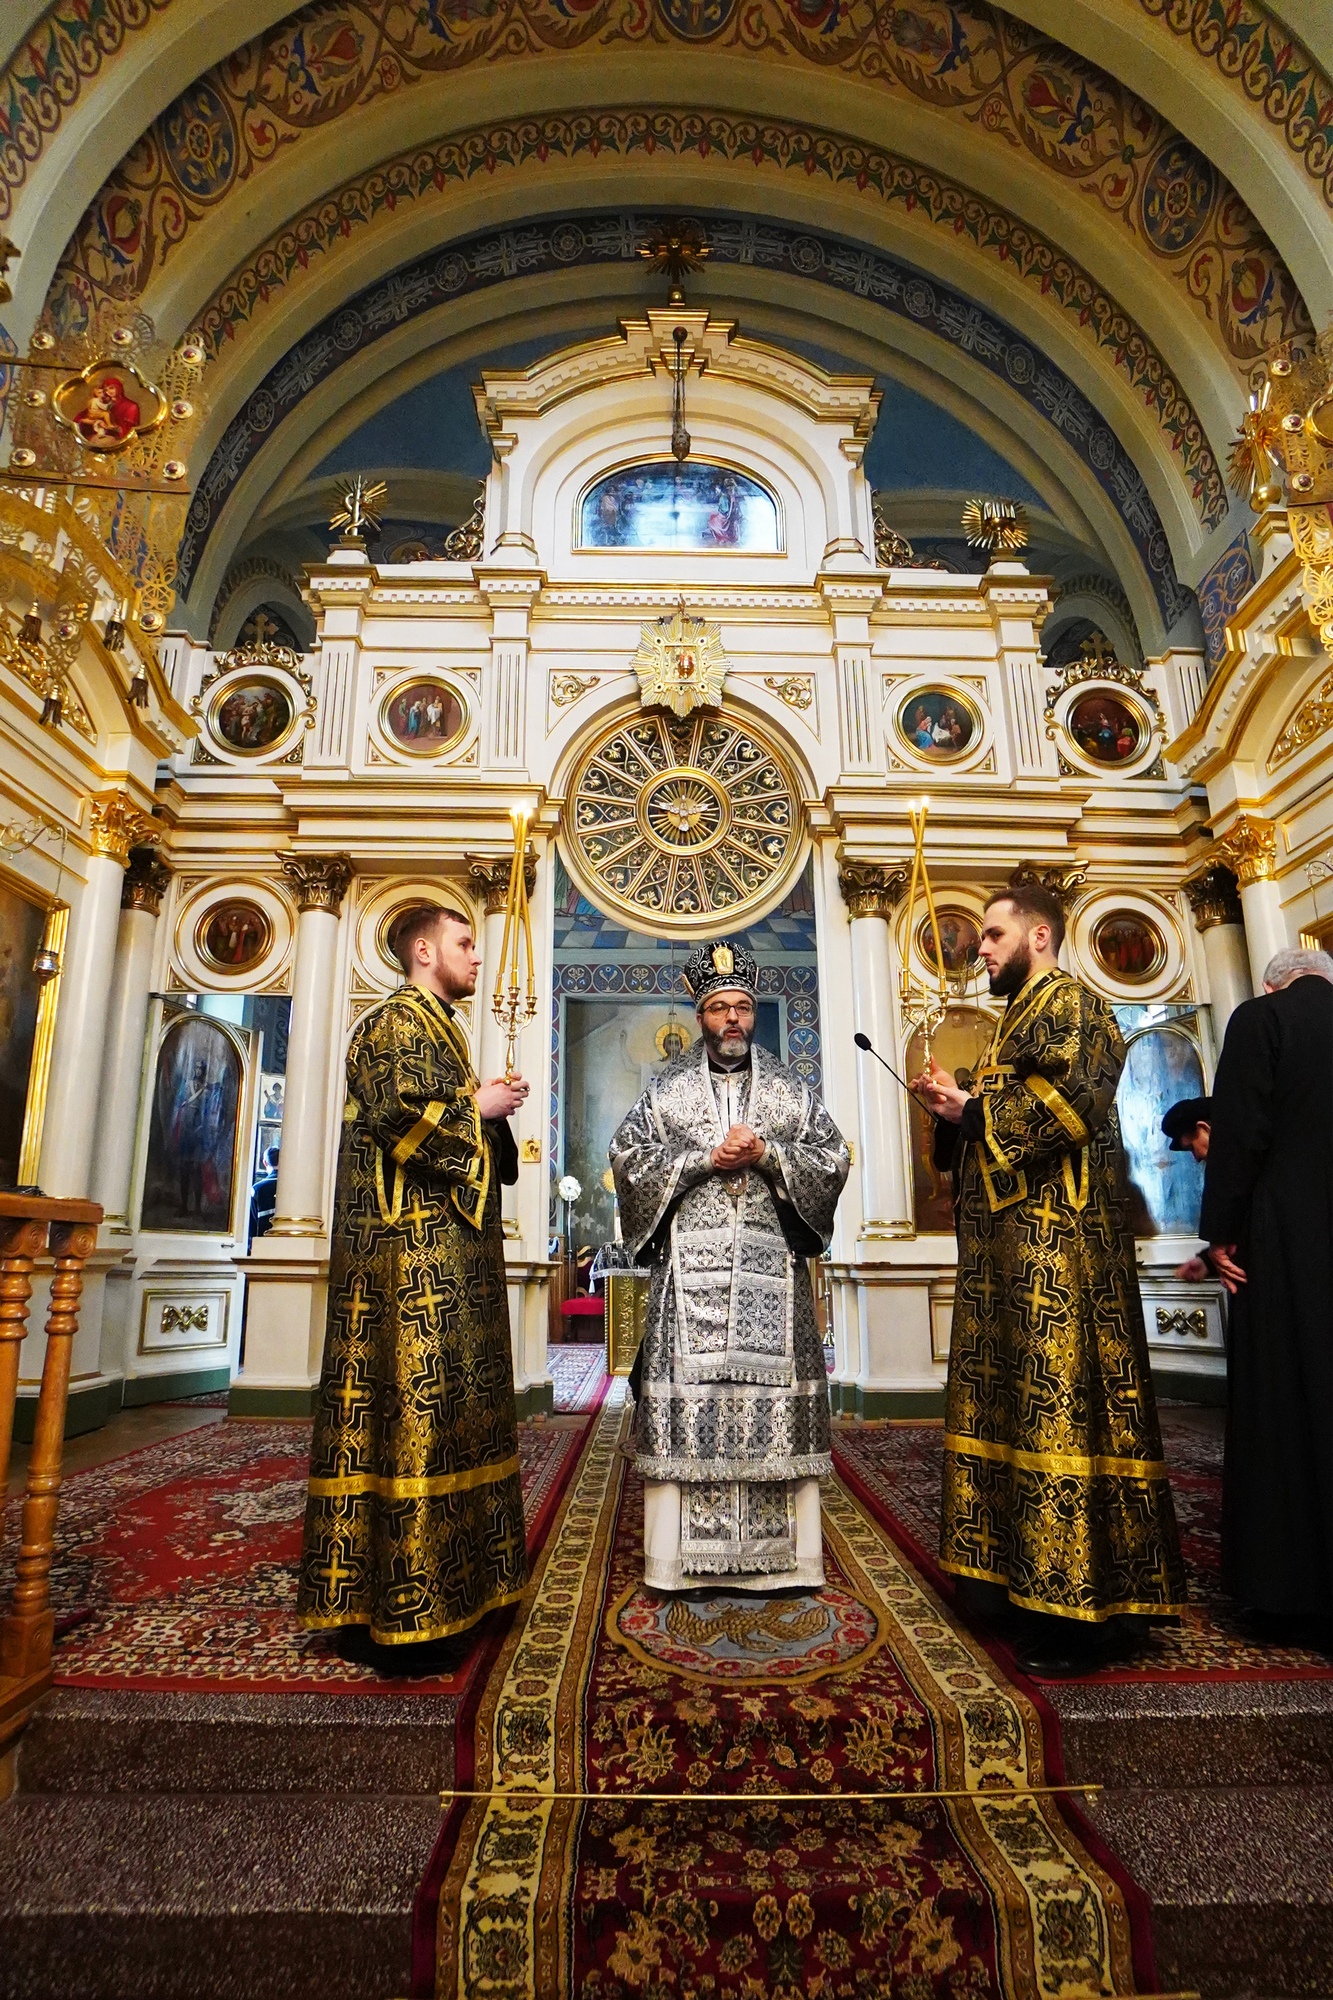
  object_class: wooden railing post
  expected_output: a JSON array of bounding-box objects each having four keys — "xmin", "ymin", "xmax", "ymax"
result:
[
  {"xmin": 0, "ymin": 1193, "xmax": 102, "ymax": 1745},
  {"xmin": 0, "ymin": 1217, "xmax": 46, "ymax": 1501}
]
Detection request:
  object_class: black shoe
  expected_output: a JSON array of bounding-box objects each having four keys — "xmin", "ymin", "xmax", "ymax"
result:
[
  {"xmin": 953, "ymin": 1577, "xmax": 1023, "ymax": 1636},
  {"xmin": 1012, "ymin": 1619, "xmax": 1123, "ymax": 1678}
]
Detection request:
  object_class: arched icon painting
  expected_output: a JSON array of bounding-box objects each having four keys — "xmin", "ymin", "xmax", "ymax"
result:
[
  {"xmin": 383, "ymin": 679, "xmax": 466, "ymax": 753},
  {"xmin": 896, "ymin": 689, "xmax": 977, "ymax": 759},
  {"xmin": 1067, "ymin": 690, "xmax": 1144, "ymax": 764},
  {"xmin": 579, "ymin": 461, "xmax": 779, "ymax": 550},
  {"xmin": 1091, "ymin": 909, "xmax": 1167, "ymax": 983},
  {"xmin": 196, "ymin": 900, "xmax": 272, "ymax": 972},
  {"xmin": 140, "ymin": 1016, "xmax": 243, "ymax": 1234},
  {"xmin": 211, "ymin": 676, "xmax": 294, "ymax": 753}
]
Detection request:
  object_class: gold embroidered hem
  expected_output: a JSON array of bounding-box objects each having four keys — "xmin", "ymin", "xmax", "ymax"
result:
[
  {"xmin": 938, "ymin": 1556, "xmax": 1186, "ymax": 1624},
  {"xmin": 307, "ymin": 1452, "xmax": 521, "ymax": 1499},
  {"xmin": 940, "ymin": 969, "xmax": 1186, "ymax": 1621},
  {"xmin": 299, "ymin": 1582, "xmax": 526, "ymax": 1647},
  {"xmin": 945, "ymin": 1432, "xmax": 1168, "ymax": 1481}
]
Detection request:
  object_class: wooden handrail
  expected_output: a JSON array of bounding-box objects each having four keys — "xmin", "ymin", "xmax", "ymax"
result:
[{"xmin": 0, "ymin": 1191, "xmax": 102, "ymax": 1748}]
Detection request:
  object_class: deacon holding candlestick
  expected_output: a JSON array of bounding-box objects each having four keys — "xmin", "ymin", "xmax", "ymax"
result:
[
  {"xmin": 910, "ymin": 880, "xmax": 1185, "ymax": 1675},
  {"xmin": 298, "ymin": 890, "xmax": 531, "ymax": 1662}
]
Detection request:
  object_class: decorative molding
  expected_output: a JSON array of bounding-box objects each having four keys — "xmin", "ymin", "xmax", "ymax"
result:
[
  {"xmin": 1209, "ymin": 813, "xmax": 1277, "ymax": 887},
  {"xmin": 176, "ymin": 210, "xmax": 1201, "ymax": 628},
  {"xmin": 1196, "ymin": 529, "xmax": 1257, "ymax": 676},
  {"xmin": 88, "ymin": 791, "xmax": 158, "ymax": 867},
  {"xmin": 550, "ymin": 672, "xmax": 603, "ymax": 709},
  {"xmin": 280, "ymin": 854, "xmax": 355, "ymax": 914},
  {"xmin": 121, "ymin": 848, "xmax": 171, "ymax": 915},
  {"xmin": 1007, "ymin": 860, "xmax": 1089, "ymax": 909},
  {"xmin": 837, "ymin": 860, "xmax": 909, "ymax": 919},
  {"xmin": 1182, "ymin": 863, "xmax": 1243, "ymax": 931},
  {"xmin": 1270, "ymin": 668, "xmax": 1333, "ymax": 770},
  {"xmin": 1156, "ymin": 1306, "xmax": 1208, "ymax": 1340},
  {"xmin": 764, "ymin": 674, "xmax": 814, "ymax": 711},
  {"xmin": 632, "ymin": 605, "xmax": 728, "ymax": 717}
]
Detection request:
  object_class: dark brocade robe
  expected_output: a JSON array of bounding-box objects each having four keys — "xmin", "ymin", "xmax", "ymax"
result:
[
  {"xmin": 1200, "ymin": 974, "xmax": 1333, "ymax": 1618},
  {"xmin": 935, "ymin": 968, "xmax": 1185, "ymax": 1623},
  {"xmin": 297, "ymin": 984, "xmax": 527, "ymax": 1645}
]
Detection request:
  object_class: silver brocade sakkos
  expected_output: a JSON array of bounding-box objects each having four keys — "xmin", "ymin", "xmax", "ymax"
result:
[{"xmin": 610, "ymin": 1042, "xmax": 849, "ymax": 1575}]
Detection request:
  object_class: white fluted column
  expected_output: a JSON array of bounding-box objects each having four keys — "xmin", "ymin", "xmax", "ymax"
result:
[
  {"xmin": 40, "ymin": 793, "xmax": 158, "ymax": 1198},
  {"xmin": 234, "ymin": 854, "xmax": 353, "ymax": 1414},
  {"xmin": 1213, "ymin": 816, "xmax": 1287, "ymax": 992},
  {"xmin": 839, "ymin": 864, "xmax": 912, "ymax": 1237},
  {"xmin": 270, "ymin": 855, "xmax": 354, "ymax": 1236},
  {"xmin": 91, "ymin": 851, "xmax": 171, "ymax": 1229},
  {"xmin": 1184, "ymin": 866, "xmax": 1251, "ymax": 1040}
]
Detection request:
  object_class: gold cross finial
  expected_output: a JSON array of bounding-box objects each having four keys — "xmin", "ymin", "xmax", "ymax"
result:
[{"xmin": 330, "ymin": 476, "xmax": 387, "ymax": 543}]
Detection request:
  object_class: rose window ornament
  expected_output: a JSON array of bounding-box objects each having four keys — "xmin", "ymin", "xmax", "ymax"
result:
[{"xmin": 564, "ymin": 708, "xmax": 802, "ymax": 934}]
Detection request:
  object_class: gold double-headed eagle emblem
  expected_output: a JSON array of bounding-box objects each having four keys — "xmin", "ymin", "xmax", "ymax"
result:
[{"xmin": 631, "ymin": 601, "xmax": 729, "ymax": 718}]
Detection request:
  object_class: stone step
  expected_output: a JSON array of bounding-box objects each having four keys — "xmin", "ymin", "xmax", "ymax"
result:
[
  {"xmin": 1084, "ymin": 1784, "xmax": 1333, "ymax": 2000},
  {"xmin": 1047, "ymin": 1679, "xmax": 1333, "ymax": 1790},
  {"xmin": 0, "ymin": 1793, "xmax": 442, "ymax": 2000},
  {"xmin": 16, "ymin": 1688, "xmax": 458, "ymax": 1796}
]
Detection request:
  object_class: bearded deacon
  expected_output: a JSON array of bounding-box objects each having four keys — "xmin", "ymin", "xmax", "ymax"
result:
[
  {"xmin": 914, "ymin": 884, "xmax": 1185, "ymax": 1674},
  {"xmin": 610, "ymin": 941, "xmax": 849, "ymax": 1593},
  {"xmin": 297, "ymin": 904, "xmax": 530, "ymax": 1655}
]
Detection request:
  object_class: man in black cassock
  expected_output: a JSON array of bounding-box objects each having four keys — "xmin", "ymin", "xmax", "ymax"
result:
[{"xmin": 1199, "ymin": 947, "xmax": 1333, "ymax": 1629}]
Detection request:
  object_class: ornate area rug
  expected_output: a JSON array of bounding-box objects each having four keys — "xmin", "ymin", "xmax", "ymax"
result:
[
  {"xmin": 2, "ymin": 1415, "xmax": 594, "ymax": 1693},
  {"xmin": 546, "ymin": 1342, "xmax": 608, "ymax": 1412},
  {"xmin": 834, "ymin": 1415, "xmax": 1333, "ymax": 1683},
  {"xmin": 415, "ymin": 1394, "xmax": 1158, "ymax": 1999}
]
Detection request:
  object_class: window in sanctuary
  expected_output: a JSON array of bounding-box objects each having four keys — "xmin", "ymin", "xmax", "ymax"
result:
[{"xmin": 578, "ymin": 460, "xmax": 780, "ymax": 551}]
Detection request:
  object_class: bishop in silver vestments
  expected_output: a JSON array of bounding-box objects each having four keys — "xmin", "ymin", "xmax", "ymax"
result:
[{"xmin": 610, "ymin": 940, "xmax": 850, "ymax": 1592}]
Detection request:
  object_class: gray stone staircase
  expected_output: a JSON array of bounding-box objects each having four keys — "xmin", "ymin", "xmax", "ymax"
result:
[
  {"xmin": 1051, "ymin": 1678, "xmax": 1333, "ymax": 1997},
  {"xmin": 0, "ymin": 1688, "xmax": 452, "ymax": 2000}
]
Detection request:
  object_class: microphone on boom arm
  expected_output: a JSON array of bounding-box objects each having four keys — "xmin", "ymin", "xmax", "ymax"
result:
[{"xmin": 852, "ymin": 1031, "xmax": 912, "ymax": 1093}]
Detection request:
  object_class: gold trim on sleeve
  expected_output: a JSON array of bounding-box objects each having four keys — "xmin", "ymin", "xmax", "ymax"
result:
[
  {"xmin": 307, "ymin": 1452, "xmax": 521, "ymax": 1500},
  {"xmin": 1023, "ymin": 1073, "xmax": 1089, "ymax": 1143},
  {"xmin": 392, "ymin": 1099, "xmax": 447, "ymax": 1164},
  {"xmin": 945, "ymin": 1432, "xmax": 1168, "ymax": 1481}
]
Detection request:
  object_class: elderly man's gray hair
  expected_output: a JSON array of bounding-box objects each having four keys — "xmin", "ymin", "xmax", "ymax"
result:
[{"xmin": 1262, "ymin": 946, "xmax": 1333, "ymax": 989}]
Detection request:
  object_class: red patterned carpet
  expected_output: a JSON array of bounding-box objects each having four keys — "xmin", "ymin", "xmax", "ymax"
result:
[
  {"xmin": 419, "ymin": 1396, "xmax": 1156, "ymax": 2000},
  {"xmin": 834, "ymin": 1411, "xmax": 1333, "ymax": 1683},
  {"xmin": 545, "ymin": 1342, "xmax": 608, "ymax": 1411},
  {"xmin": 2, "ymin": 1415, "xmax": 593, "ymax": 1694}
]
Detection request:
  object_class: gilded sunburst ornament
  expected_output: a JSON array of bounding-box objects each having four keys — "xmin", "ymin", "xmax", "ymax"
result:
[{"xmin": 631, "ymin": 602, "xmax": 728, "ymax": 718}]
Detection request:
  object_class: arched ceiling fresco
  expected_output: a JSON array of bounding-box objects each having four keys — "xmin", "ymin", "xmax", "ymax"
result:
[{"xmin": 1, "ymin": 0, "xmax": 1329, "ymax": 654}]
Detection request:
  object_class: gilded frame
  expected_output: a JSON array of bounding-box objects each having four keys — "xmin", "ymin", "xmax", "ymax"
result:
[
  {"xmin": 376, "ymin": 675, "xmax": 471, "ymax": 760},
  {"xmin": 204, "ymin": 671, "xmax": 299, "ymax": 759},
  {"xmin": 891, "ymin": 682, "xmax": 986, "ymax": 766}
]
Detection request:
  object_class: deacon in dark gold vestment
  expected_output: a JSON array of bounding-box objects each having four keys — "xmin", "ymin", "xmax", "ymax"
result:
[
  {"xmin": 297, "ymin": 905, "xmax": 530, "ymax": 1654},
  {"xmin": 913, "ymin": 883, "xmax": 1185, "ymax": 1674}
]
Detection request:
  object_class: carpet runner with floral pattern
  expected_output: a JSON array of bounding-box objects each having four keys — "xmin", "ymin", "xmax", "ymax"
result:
[{"xmin": 415, "ymin": 1391, "xmax": 1158, "ymax": 1999}]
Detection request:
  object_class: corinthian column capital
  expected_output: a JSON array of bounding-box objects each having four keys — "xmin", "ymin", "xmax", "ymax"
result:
[
  {"xmin": 88, "ymin": 790, "xmax": 159, "ymax": 867},
  {"xmin": 1209, "ymin": 814, "xmax": 1276, "ymax": 888},
  {"xmin": 280, "ymin": 853, "xmax": 354, "ymax": 914},
  {"xmin": 121, "ymin": 848, "xmax": 172, "ymax": 915},
  {"xmin": 837, "ymin": 860, "xmax": 908, "ymax": 920},
  {"xmin": 1182, "ymin": 863, "xmax": 1243, "ymax": 932},
  {"xmin": 467, "ymin": 849, "xmax": 537, "ymax": 917}
]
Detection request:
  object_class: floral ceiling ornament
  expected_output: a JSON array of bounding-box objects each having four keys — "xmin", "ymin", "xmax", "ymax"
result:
[{"xmin": 631, "ymin": 601, "xmax": 728, "ymax": 718}]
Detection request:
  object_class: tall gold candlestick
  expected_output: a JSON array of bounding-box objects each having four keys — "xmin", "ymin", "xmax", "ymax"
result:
[
  {"xmin": 491, "ymin": 809, "xmax": 538, "ymax": 1081},
  {"xmin": 901, "ymin": 799, "xmax": 948, "ymax": 1068}
]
